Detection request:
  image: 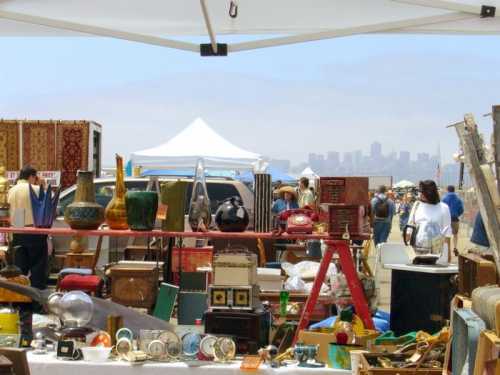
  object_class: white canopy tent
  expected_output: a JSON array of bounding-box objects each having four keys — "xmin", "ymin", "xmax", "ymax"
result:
[
  {"xmin": 0, "ymin": 1, "xmax": 498, "ymax": 55},
  {"xmin": 393, "ymin": 179, "xmax": 417, "ymax": 189},
  {"xmin": 130, "ymin": 117, "xmax": 261, "ymax": 170},
  {"xmin": 301, "ymin": 167, "xmax": 319, "ymax": 180}
]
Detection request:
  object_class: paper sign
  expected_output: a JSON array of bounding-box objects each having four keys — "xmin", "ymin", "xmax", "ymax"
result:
[{"xmin": 7, "ymin": 171, "xmax": 61, "ymax": 187}]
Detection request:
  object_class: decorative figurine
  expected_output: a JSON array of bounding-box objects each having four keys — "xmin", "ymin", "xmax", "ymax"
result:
[
  {"xmin": 105, "ymin": 154, "xmax": 128, "ymax": 230},
  {"xmin": 188, "ymin": 159, "xmax": 211, "ymax": 232}
]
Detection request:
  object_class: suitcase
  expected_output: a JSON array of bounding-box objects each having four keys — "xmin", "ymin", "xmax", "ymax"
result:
[
  {"xmin": 204, "ymin": 310, "xmax": 271, "ymax": 354},
  {"xmin": 451, "ymin": 308, "xmax": 486, "ymax": 375},
  {"xmin": 472, "ymin": 286, "xmax": 500, "ymax": 335},
  {"xmin": 177, "ymin": 291, "xmax": 207, "ymax": 325},
  {"xmin": 458, "ymin": 253, "xmax": 497, "ymax": 297}
]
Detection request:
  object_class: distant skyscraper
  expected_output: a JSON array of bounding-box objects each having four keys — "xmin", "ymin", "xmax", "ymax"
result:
[
  {"xmin": 399, "ymin": 151, "xmax": 410, "ymax": 164},
  {"xmin": 370, "ymin": 142, "xmax": 382, "ymax": 159}
]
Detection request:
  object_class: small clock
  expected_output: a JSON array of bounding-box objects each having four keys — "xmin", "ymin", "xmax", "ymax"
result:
[
  {"xmin": 116, "ymin": 337, "xmax": 133, "ymax": 359},
  {"xmin": 213, "ymin": 337, "xmax": 236, "ymax": 362},
  {"xmin": 147, "ymin": 340, "xmax": 165, "ymax": 360},
  {"xmin": 158, "ymin": 331, "xmax": 181, "ymax": 360},
  {"xmin": 116, "ymin": 328, "xmax": 133, "ymax": 342},
  {"xmin": 181, "ymin": 332, "xmax": 201, "ymax": 357},
  {"xmin": 200, "ymin": 335, "xmax": 217, "ymax": 359}
]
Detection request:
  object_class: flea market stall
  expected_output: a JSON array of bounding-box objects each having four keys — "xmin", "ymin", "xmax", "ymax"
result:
[{"xmin": 0, "ymin": 1, "xmax": 500, "ymax": 375}]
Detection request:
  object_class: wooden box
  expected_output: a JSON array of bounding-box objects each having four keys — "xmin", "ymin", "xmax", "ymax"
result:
[
  {"xmin": 458, "ymin": 253, "xmax": 497, "ymax": 297},
  {"xmin": 213, "ymin": 253, "xmax": 257, "ymax": 286},
  {"xmin": 171, "ymin": 247, "xmax": 213, "ymax": 272},
  {"xmin": 64, "ymin": 252, "xmax": 94, "ymax": 269},
  {"xmin": 109, "ymin": 263, "xmax": 159, "ymax": 310},
  {"xmin": 328, "ymin": 204, "xmax": 369, "ymax": 238},
  {"xmin": 204, "ymin": 310, "xmax": 271, "ymax": 354},
  {"xmin": 319, "ymin": 177, "xmax": 369, "ymax": 206},
  {"xmin": 360, "ymin": 353, "xmax": 442, "ymax": 375}
]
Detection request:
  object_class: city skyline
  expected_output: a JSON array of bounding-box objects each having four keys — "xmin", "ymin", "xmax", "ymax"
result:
[{"xmin": 269, "ymin": 141, "xmax": 467, "ymax": 187}]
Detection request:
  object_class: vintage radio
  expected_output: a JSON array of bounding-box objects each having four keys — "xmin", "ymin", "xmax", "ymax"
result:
[
  {"xmin": 109, "ymin": 263, "xmax": 159, "ymax": 311},
  {"xmin": 209, "ymin": 285, "xmax": 260, "ymax": 311},
  {"xmin": 213, "ymin": 253, "xmax": 257, "ymax": 286},
  {"xmin": 204, "ymin": 310, "xmax": 271, "ymax": 354},
  {"xmin": 459, "ymin": 253, "xmax": 497, "ymax": 297},
  {"xmin": 319, "ymin": 177, "xmax": 369, "ymax": 206},
  {"xmin": 328, "ymin": 204, "xmax": 369, "ymax": 238}
]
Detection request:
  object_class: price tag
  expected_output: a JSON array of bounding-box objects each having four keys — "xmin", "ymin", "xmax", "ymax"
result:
[{"xmin": 157, "ymin": 204, "xmax": 168, "ymax": 220}]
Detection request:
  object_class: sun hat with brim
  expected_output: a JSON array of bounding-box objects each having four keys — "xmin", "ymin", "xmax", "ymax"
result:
[{"xmin": 278, "ymin": 186, "xmax": 297, "ymax": 198}]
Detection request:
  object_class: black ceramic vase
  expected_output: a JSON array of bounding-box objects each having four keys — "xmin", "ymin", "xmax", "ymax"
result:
[
  {"xmin": 125, "ymin": 191, "xmax": 158, "ymax": 231},
  {"xmin": 214, "ymin": 196, "xmax": 249, "ymax": 232}
]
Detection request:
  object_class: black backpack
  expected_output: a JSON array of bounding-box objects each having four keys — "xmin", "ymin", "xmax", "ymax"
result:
[{"xmin": 374, "ymin": 197, "xmax": 390, "ymax": 218}]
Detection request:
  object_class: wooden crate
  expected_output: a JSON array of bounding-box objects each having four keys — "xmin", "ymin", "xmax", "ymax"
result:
[{"xmin": 360, "ymin": 353, "xmax": 442, "ymax": 375}]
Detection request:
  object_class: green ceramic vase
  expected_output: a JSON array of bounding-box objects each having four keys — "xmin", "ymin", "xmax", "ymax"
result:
[{"xmin": 125, "ymin": 191, "xmax": 158, "ymax": 231}]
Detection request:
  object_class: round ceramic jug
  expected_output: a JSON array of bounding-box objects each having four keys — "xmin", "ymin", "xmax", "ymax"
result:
[
  {"xmin": 214, "ymin": 196, "xmax": 249, "ymax": 232},
  {"xmin": 64, "ymin": 171, "xmax": 105, "ymax": 230},
  {"xmin": 125, "ymin": 191, "xmax": 158, "ymax": 231}
]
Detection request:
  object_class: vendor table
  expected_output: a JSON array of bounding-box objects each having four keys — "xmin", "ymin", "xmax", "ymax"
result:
[
  {"xmin": 385, "ymin": 263, "xmax": 458, "ymax": 336},
  {"xmin": 0, "ymin": 227, "xmax": 374, "ymax": 341},
  {"xmin": 27, "ymin": 352, "xmax": 349, "ymax": 375}
]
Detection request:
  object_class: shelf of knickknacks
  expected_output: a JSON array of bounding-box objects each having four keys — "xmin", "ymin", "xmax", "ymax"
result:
[{"xmin": 0, "ymin": 226, "xmax": 360, "ymax": 240}]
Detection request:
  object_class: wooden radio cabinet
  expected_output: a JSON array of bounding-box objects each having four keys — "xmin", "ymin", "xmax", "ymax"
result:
[
  {"xmin": 459, "ymin": 253, "xmax": 497, "ymax": 297},
  {"xmin": 319, "ymin": 177, "xmax": 369, "ymax": 206},
  {"xmin": 328, "ymin": 204, "xmax": 369, "ymax": 238},
  {"xmin": 109, "ymin": 263, "xmax": 159, "ymax": 311}
]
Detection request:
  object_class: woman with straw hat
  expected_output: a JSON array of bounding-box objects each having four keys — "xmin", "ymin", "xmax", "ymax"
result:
[{"xmin": 271, "ymin": 185, "xmax": 299, "ymax": 215}]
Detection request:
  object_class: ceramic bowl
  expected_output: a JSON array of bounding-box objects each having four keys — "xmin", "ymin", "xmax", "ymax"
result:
[{"xmin": 81, "ymin": 346, "xmax": 112, "ymax": 362}]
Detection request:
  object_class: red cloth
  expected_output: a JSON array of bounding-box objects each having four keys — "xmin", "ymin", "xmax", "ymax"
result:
[{"xmin": 59, "ymin": 274, "xmax": 102, "ymax": 293}]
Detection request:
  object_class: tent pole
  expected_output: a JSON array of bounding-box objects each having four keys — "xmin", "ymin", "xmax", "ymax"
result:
[
  {"xmin": 200, "ymin": 0, "xmax": 218, "ymax": 54},
  {"xmin": 228, "ymin": 12, "xmax": 476, "ymax": 52},
  {"xmin": 0, "ymin": 10, "xmax": 199, "ymax": 53},
  {"xmin": 390, "ymin": 0, "xmax": 482, "ymax": 15}
]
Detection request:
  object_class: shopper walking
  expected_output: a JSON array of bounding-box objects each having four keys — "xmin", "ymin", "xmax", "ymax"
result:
[
  {"xmin": 371, "ymin": 185, "xmax": 396, "ymax": 246},
  {"xmin": 7, "ymin": 165, "xmax": 47, "ymax": 345},
  {"xmin": 398, "ymin": 192, "xmax": 414, "ymax": 232},
  {"xmin": 407, "ymin": 180, "xmax": 452, "ymax": 263},
  {"xmin": 441, "ymin": 185, "xmax": 464, "ymax": 255},
  {"xmin": 297, "ymin": 177, "xmax": 315, "ymax": 208}
]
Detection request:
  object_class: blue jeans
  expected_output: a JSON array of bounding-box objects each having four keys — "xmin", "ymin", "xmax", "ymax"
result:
[{"xmin": 373, "ymin": 220, "xmax": 391, "ymax": 246}]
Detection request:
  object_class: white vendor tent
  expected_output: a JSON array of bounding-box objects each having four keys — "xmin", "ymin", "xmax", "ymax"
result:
[
  {"xmin": 393, "ymin": 180, "xmax": 417, "ymax": 189},
  {"xmin": 0, "ymin": 1, "xmax": 498, "ymax": 55},
  {"xmin": 130, "ymin": 118, "xmax": 261, "ymax": 170},
  {"xmin": 301, "ymin": 167, "xmax": 319, "ymax": 180}
]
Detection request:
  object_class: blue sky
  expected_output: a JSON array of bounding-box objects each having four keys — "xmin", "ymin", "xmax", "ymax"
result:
[{"xmin": 1, "ymin": 34, "xmax": 499, "ymax": 167}]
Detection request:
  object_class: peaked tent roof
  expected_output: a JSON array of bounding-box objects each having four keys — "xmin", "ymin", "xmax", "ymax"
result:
[
  {"xmin": 301, "ymin": 167, "xmax": 319, "ymax": 178},
  {"xmin": 130, "ymin": 118, "xmax": 261, "ymax": 169},
  {"xmin": 0, "ymin": 1, "xmax": 498, "ymax": 55}
]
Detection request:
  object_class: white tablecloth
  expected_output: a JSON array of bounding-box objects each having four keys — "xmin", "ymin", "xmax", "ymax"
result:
[{"xmin": 28, "ymin": 352, "xmax": 348, "ymax": 375}]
